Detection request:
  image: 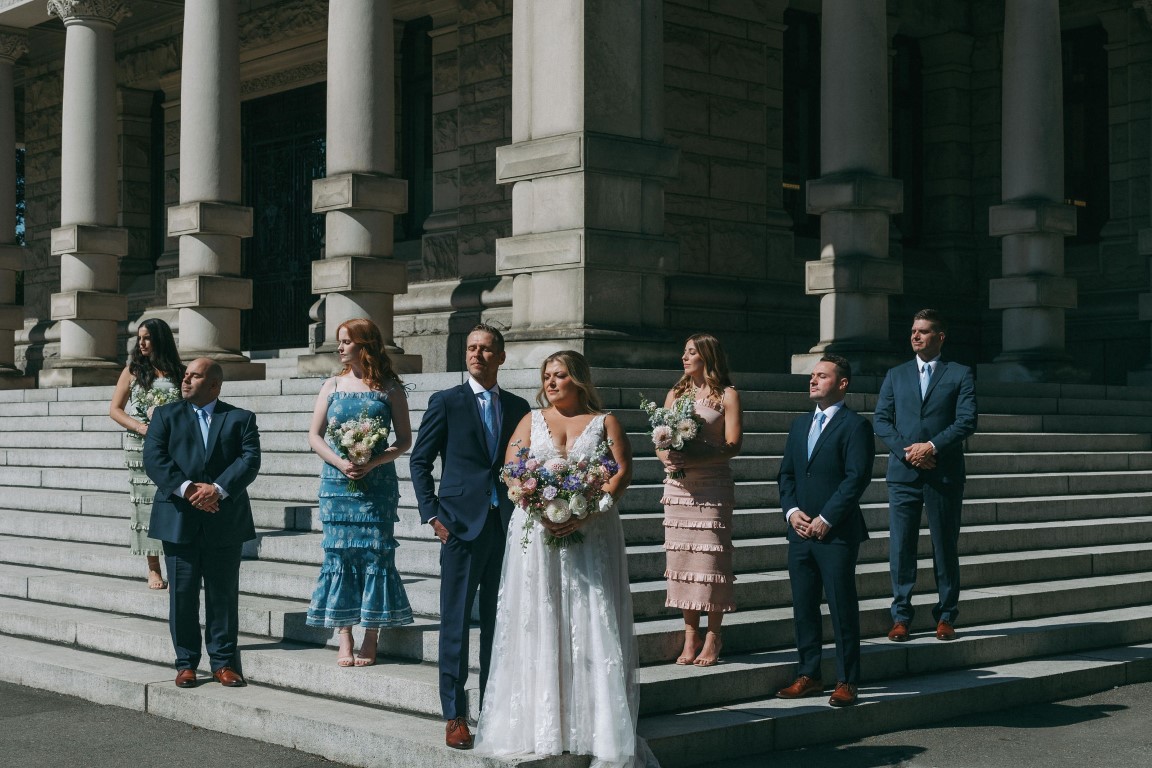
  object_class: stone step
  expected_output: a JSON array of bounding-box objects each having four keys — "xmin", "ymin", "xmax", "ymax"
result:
[{"xmin": 0, "ymin": 633, "xmax": 492, "ymax": 768}]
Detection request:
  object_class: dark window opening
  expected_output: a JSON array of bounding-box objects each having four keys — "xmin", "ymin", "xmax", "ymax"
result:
[
  {"xmin": 1062, "ymin": 25, "xmax": 1108, "ymax": 244},
  {"xmin": 398, "ymin": 16, "xmax": 434, "ymax": 242},
  {"xmin": 782, "ymin": 9, "xmax": 821, "ymax": 239},
  {"xmin": 892, "ymin": 35, "xmax": 923, "ymax": 247}
]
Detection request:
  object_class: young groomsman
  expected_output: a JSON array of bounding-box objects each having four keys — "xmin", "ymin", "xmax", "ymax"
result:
[
  {"xmin": 874, "ymin": 309, "xmax": 977, "ymax": 642},
  {"xmin": 776, "ymin": 355, "xmax": 875, "ymax": 707}
]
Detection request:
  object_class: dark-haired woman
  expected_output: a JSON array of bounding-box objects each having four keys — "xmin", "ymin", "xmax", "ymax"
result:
[
  {"xmin": 305, "ymin": 318, "xmax": 414, "ymax": 667},
  {"xmin": 660, "ymin": 333, "xmax": 742, "ymax": 667},
  {"xmin": 109, "ymin": 318, "xmax": 186, "ymax": 589}
]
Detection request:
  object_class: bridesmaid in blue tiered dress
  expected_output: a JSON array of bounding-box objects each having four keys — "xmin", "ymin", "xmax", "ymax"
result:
[{"xmin": 305, "ymin": 318, "xmax": 414, "ymax": 666}]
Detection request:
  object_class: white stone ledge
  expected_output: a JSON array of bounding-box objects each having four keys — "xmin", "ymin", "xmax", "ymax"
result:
[
  {"xmin": 804, "ymin": 255, "xmax": 904, "ymax": 295},
  {"xmin": 806, "ymin": 172, "xmax": 904, "ymax": 215},
  {"xmin": 49, "ymin": 290, "xmax": 127, "ymax": 321},
  {"xmin": 310, "ymin": 256, "xmax": 408, "ymax": 294},
  {"xmin": 496, "ymin": 131, "xmax": 679, "ymax": 183},
  {"xmin": 50, "ymin": 224, "xmax": 129, "ymax": 257},
  {"xmin": 166, "ymin": 275, "xmax": 253, "ymax": 309},
  {"xmin": 496, "ymin": 229, "xmax": 678, "ymax": 273},
  {"xmin": 311, "ymin": 173, "xmax": 408, "ymax": 214},
  {"xmin": 167, "ymin": 201, "xmax": 254, "ymax": 238},
  {"xmin": 989, "ymin": 275, "xmax": 1078, "ymax": 310},
  {"xmin": 989, "ymin": 200, "xmax": 1077, "ymax": 237}
]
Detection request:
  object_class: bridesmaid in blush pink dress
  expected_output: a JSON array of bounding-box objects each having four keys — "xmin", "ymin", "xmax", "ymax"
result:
[{"xmin": 660, "ymin": 333, "xmax": 743, "ymax": 667}]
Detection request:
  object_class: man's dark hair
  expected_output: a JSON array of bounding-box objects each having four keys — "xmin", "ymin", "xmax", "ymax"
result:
[
  {"xmin": 470, "ymin": 323, "xmax": 505, "ymax": 352},
  {"xmin": 820, "ymin": 353, "xmax": 852, "ymax": 382},
  {"xmin": 913, "ymin": 308, "xmax": 947, "ymax": 334}
]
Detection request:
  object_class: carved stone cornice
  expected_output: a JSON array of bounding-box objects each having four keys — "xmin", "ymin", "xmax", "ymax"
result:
[
  {"xmin": 0, "ymin": 28, "xmax": 28, "ymax": 64},
  {"xmin": 239, "ymin": 0, "xmax": 326, "ymax": 51},
  {"xmin": 47, "ymin": 0, "xmax": 131, "ymax": 27}
]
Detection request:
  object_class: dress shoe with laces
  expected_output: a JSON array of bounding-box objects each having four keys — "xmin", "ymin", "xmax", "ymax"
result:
[
  {"xmin": 775, "ymin": 675, "xmax": 824, "ymax": 699},
  {"xmin": 828, "ymin": 682, "xmax": 858, "ymax": 707},
  {"xmin": 936, "ymin": 620, "xmax": 956, "ymax": 641},
  {"xmin": 212, "ymin": 667, "xmax": 246, "ymax": 687},
  {"xmin": 887, "ymin": 622, "xmax": 910, "ymax": 642},
  {"xmin": 175, "ymin": 669, "xmax": 197, "ymax": 688},
  {"xmin": 445, "ymin": 717, "xmax": 473, "ymax": 750}
]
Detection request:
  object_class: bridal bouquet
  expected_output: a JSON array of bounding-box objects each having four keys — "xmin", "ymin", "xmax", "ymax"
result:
[
  {"xmin": 326, "ymin": 408, "xmax": 391, "ymax": 493},
  {"xmin": 639, "ymin": 392, "xmax": 702, "ymax": 479},
  {"xmin": 132, "ymin": 386, "xmax": 182, "ymax": 424},
  {"xmin": 501, "ymin": 440, "xmax": 618, "ymax": 548}
]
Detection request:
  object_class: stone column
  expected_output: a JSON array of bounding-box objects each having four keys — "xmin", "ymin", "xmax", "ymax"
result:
[
  {"xmin": 981, "ymin": 0, "xmax": 1081, "ymax": 382},
  {"xmin": 39, "ymin": 1, "xmax": 130, "ymax": 388},
  {"xmin": 298, "ymin": 0, "xmax": 420, "ymax": 376},
  {"xmin": 0, "ymin": 28, "xmax": 28, "ymax": 389},
  {"xmin": 1132, "ymin": 2, "xmax": 1152, "ymax": 386},
  {"xmin": 167, "ymin": 0, "xmax": 262, "ymax": 380},
  {"xmin": 494, "ymin": 0, "xmax": 679, "ymax": 368},
  {"xmin": 790, "ymin": 0, "xmax": 903, "ymax": 375}
]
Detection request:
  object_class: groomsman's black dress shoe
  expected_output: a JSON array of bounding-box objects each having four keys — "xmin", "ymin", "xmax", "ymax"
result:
[
  {"xmin": 887, "ymin": 622, "xmax": 910, "ymax": 642},
  {"xmin": 212, "ymin": 667, "xmax": 246, "ymax": 687},
  {"xmin": 828, "ymin": 682, "xmax": 858, "ymax": 707},
  {"xmin": 175, "ymin": 669, "xmax": 198, "ymax": 688},
  {"xmin": 775, "ymin": 675, "xmax": 824, "ymax": 699},
  {"xmin": 936, "ymin": 621, "xmax": 956, "ymax": 641},
  {"xmin": 445, "ymin": 717, "xmax": 473, "ymax": 750}
]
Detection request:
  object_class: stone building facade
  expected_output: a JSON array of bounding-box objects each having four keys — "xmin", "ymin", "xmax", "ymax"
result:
[{"xmin": 0, "ymin": 0, "xmax": 1147, "ymax": 386}]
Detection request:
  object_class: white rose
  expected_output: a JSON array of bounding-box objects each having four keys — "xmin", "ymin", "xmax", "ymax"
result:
[
  {"xmin": 544, "ymin": 499, "xmax": 571, "ymax": 524},
  {"xmin": 598, "ymin": 493, "xmax": 615, "ymax": 514},
  {"xmin": 341, "ymin": 432, "xmax": 356, "ymax": 448},
  {"xmin": 568, "ymin": 494, "xmax": 589, "ymax": 519}
]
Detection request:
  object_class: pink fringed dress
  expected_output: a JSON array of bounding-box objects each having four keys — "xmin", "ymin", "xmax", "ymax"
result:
[{"xmin": 662, "ymin": 393, "xmax": 736, "ymax": 613}]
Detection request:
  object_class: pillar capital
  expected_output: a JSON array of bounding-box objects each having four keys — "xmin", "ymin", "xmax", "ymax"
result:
[
  {"xmin": 0, "ymin": 28, "xmax": 27, "ymax": 63},
  {"xmin": 48, "ymin": 0, "xmax": 130, "ymax": 26}
]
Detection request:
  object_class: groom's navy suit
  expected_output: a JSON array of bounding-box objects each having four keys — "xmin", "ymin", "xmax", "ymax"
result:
[
  {"xmin": 144, "ymin": 399, "xmax": 261, "ymax": 673},
  {"xmin": 409, "ymin": 381, "xmax": 530, "ymax": 720},
  {"xmin": 778, "ymin": 405, "xmax": 874, "ymax": 685},
  {"xmin": 874, "ymin": 358, "xmax": 976, "ymax": 626}
]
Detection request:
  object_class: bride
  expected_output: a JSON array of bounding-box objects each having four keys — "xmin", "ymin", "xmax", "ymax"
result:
[{"xmin": 475, "ymin": 351, "xmax": 659, "ymax": 768}]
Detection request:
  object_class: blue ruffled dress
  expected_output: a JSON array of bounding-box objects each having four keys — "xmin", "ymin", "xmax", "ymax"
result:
[{"xmin": 305, "ymin": 388, "xmax": 413, "ymax": 628}]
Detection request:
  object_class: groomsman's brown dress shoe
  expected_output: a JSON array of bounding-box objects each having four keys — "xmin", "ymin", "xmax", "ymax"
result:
[
  {"xmin": 828, "ymin": 682, "xmax": 858, "ymax": 707},
  {"xmin": 887, "ymin": 622, "xmax": 910, "ymax": 642},
  {"xmin": 936, "ymin": 621, "xmax": 956, "ymax": 641},
  {"xmin": 175, "ymin": 669, "xmax": 198, "ymax": 688},
  {"xmin": 212, "ymin": 667, "xmax": 246, "ymax": 687},
  {"xmin": 445, "ymin": 717, "xmax": 473, "ymax": 750},
  {"xmin": 775, "ymin": 675, "xmax": 824, "ymax": 699}
]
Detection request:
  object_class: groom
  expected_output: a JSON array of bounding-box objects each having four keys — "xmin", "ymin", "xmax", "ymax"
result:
[
  {"xmin": 144, "ymin": 357, "xmax": 261, "ymax": 689},
  {"xmin": 410, "ymin": 324, "xmax": 530, "ymax": 750}
]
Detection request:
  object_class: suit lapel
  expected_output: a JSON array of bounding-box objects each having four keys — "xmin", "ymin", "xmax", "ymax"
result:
[
  {"xmin": 459, "ymin": 384, "xmax": 488, "ymax": 457},
  {"xmin": 923, "ymin": 360, "xmax": 945, "ymax": 402},
  {"xmin": 205, "ymin": 402, "xmax": 228, "ymax": 458},
  {"xmin": 807, "ymin": 407, "xmax": 846, "ymax": 464}
]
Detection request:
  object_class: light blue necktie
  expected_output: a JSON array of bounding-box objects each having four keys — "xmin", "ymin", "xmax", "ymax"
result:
[
  {"xmin": 479, "ymin": 390, "xmax": 499, "ymax": 505},
  {"xmin": 196, "ymin": 407, "xmax": 210, "ymax": 449},
  {"xmin": 920, "ymin": 362, "xmax": 933, "ymax": 399},
  {"xmin": 806, "ymin": 411, "xmax": 825, "ymax": 460}
]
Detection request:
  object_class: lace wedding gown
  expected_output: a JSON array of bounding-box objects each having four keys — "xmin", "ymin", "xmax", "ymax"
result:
[{"xmin": 475, "ymin": 411, "xmax": 659, "ymax": 768}]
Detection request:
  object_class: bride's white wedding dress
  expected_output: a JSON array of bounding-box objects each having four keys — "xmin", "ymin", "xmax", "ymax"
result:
[{"xmin": 475, "ymin": 411, "xmax": 659, "ymax": 768}]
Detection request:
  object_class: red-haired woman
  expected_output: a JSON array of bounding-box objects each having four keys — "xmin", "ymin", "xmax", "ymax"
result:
[
  {"xmin": 305, "ymin": 318, "xmax": 414, "ymax": 666},
  {"xmin": 661, "ymin": 333, "xmax": 743, "ymax": 667}
]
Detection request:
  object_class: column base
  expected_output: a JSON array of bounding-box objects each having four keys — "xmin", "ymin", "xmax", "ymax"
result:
[
  {"xmin": 791, "ymin": 342, "xmax": 905, "ymax": 377},
  {"xmin": 502, "ymin": 327, "xmax": 677, "ymax": 370},
  {"xmin": 297, "ymin": 350, "xmax": 422, "ymax": 378},
  {"xmin": 977, "ymin": 355, "xmax": 1090, "ymax": 384},
  {"xmin": 38, "ymin": 363, "xmax": 122, "ymax": 388},
  {"xmin": 178, "ymin": 352, "xmax": 266, "ymax": 382}
]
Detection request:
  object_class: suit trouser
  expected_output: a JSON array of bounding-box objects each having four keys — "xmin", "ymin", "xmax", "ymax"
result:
[
  {"xmin": 787, "ymin": 537, "xmax": 861, "ymax": 685},
  {"xmin": 438, "ymin": 508, "xmax": 504, "ymax": 720},
  {"xmin": 888, "ymin": 478, "xmax": 963, "ymax": 625},
  {"xmin": 164, "ymin": 536, "xmax": 243, "ymax": 672}
]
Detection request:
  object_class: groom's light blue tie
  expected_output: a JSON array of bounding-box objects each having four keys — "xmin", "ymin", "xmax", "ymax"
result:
[
  {"xmin": 196, "ymin": 407, "xmax": 210, "ymax": 449},
  {"xmin": 806, "ymin": 411, "xmax": 825, "ymax": 460},
  {"xmin": 479, "ymin": 390, "xmax": 499, "ymax": 505},
  {"xmin": 920, "ymin": 362, "xmax": 933, "ymax": 399}
]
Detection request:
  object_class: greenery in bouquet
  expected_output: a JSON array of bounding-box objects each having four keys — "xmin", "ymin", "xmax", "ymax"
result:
[
  {"xmin": 501, "ymin": 439, "xmax": 618, "ymax": 548},
  {"xmin": 132, "ymin": 385, "xmax": 182, "ymax": 425},
  {"xmin": 639, "ymin": 392, "xmax": 703, "ymax": 479},
  {"xmin": 325, "ymin": 408, "xmax": 391, "ymax": 493}
]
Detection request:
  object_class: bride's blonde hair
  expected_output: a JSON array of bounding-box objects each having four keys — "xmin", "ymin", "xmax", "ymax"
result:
[{"xmin": 536, "ymin": 350, "xmax": 604, "ymax": 413}]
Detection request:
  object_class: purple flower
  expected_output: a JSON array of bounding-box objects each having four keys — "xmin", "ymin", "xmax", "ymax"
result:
[{"xmin": 542, "ymin": 485, "xmax": 558, "ymax": 500}]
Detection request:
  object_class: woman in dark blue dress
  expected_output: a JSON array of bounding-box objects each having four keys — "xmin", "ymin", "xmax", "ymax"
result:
[{"xmin": 305, "ymin": 318, "xmax": 414, "ymax": 666}]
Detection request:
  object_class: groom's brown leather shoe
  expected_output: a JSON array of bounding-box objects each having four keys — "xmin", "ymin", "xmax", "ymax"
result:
[
  {"xmin": 775, "ymin": 675, "xmax": 824, "ymax": 699},
  {"xmin": 212, "ymin": 667, "xmax": 246, "ymax": 687},
  {"xmin": 175, "ymin": 669, "xmax": 197, "ymax": 688},
  {"xmin": 445, "ymin": 717, "xmax": 473, "ymax": 750}
]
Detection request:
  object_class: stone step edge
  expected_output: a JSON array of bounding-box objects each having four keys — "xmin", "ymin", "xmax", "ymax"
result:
[{"xmin": 642, "ymin": 643, "xmax": 1152, "ymax": 765}]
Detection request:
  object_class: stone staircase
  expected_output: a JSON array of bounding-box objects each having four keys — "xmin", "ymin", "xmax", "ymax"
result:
[{"xmin": 1, "ymin": 369, "xmax": 1152, "ymax": 767}]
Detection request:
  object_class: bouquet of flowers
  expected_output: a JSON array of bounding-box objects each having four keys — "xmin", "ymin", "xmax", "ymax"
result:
[
  {"xmin": 132, "ymin": 386, "xmax": 182, "ymax": 425},
  {"xmin": 325, "ymin": 408, "xmax": 391, "ymax": 493},
  {"xmin": 501, "ymin": 439, "xmax": 618, "ymax": 548},
  {"xmin": 639, "ymin": 392, "xmax": 703, "ymax": 480}
]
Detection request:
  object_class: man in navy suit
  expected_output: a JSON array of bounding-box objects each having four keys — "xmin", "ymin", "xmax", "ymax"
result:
[
  {"xmin": 776, "ymin": 354, "xmax": 874, "ymax": 707},
  {"xmin": 144, "ymin": 358, "xmax": 261, "ymax": 688},
  {"xmin": 874, "ymin": 309, "xmax": 977, "ymax": 642},
  {"xmin": 409, "ymin": 324, "xmax": 531, "ymax": 749}
]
